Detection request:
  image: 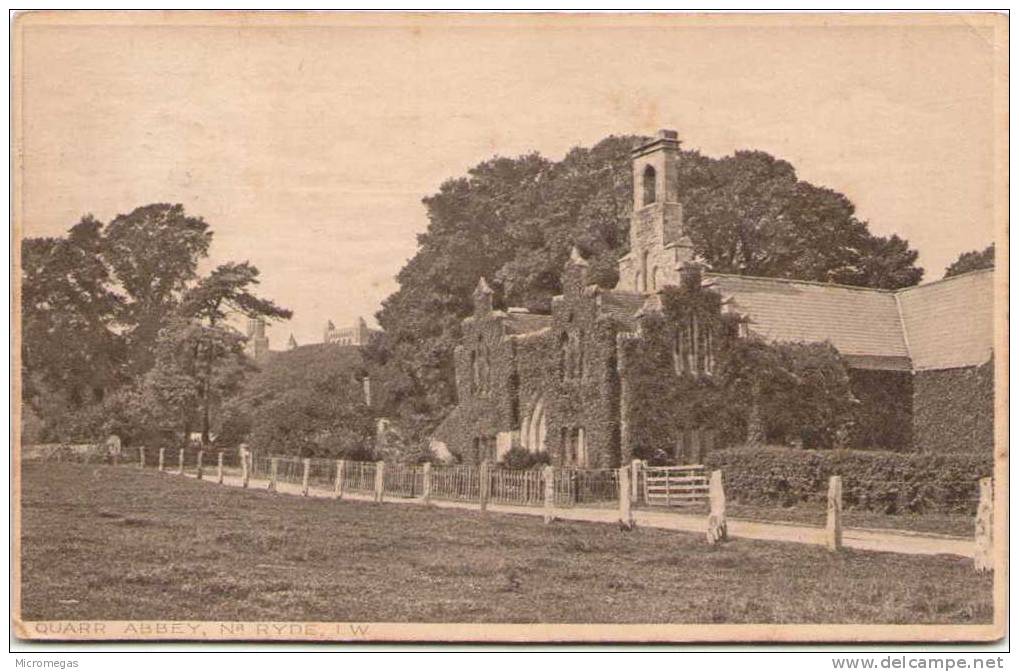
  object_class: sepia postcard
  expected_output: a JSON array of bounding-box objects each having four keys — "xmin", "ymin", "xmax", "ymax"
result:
[{"xmin": 10, "ymin": 10, "xmax": 1009, "ymax": 644}]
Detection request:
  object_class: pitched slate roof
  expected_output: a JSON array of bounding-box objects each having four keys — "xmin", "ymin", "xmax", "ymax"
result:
[
  {"xmin": 504, "ymin": 311, "xmax": 552, "ymax": 335},
  {"xmin": 492, "ymin": 269, "xmax": 994, "ymax": 372},
  {"xmin": 706, "ymin": 270, "xmax": 994, "ymax": 372},
  {"xmin": 598, "ymin": 290, "xmax": 645, "ymax": 328},
  {"xmin": 895, "ymin": 269, "xmax": 994, "ymax": 371},
  {"xmin": 706, "ymin": 273, "xmax": 909, "ymax": 368}
]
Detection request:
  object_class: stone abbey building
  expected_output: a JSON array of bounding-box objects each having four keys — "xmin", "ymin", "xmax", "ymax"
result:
[{"xmin": 430, "ymin": 130, "xmax": 995, "ymax": 467}]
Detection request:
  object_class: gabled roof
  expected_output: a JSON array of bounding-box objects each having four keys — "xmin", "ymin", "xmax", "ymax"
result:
[
  {"xmin": 504, "ymin": 311, "xmax": 552, "ymax": 335},
  {"xmin": 598, "ymin": 290, "xmax": 645, "ymax": 328},
  {"xmin": 895, "ymin": 269, "xmax": 994, "ymax": 371},
  {"xmin": 706, "ymin": 269, "xmax": 994, "ymax": 372},
  {"xmin": 706, "ymin": 273, "xmax": 910, "ymax": 368}
]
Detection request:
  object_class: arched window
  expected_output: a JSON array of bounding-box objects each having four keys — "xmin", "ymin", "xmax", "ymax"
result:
[
  {"xmin": 559, "ymin": 332, "xmax": 570, "ymax": 381},
  {"xmin": 642, "ymin": 165, "xmax": 657, "ymax": 206}
]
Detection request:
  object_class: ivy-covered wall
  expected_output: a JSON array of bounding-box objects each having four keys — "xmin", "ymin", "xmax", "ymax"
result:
[
  {"xmin": 433, "ymin": 261, "xmax": 627, "ymax": 467},
  {"xmin": 846, "ymin": 369, "xmax": 913, "ymax": 450},
  {"xmin": 617, "ymin": 273, "xmax": 728, "ymax": 463},
  {"xmin": 912, "ymin": 360, "xmax": 994, "ymax": 454},
  {"xmin": 434, "ymin": 255, "xmax": 991, "ymax": 467}
]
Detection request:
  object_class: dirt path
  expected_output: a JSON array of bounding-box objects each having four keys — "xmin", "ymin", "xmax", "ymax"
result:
[{"xmin": 184, "ymin": 468, "xmax": 974, "ymax": 559}]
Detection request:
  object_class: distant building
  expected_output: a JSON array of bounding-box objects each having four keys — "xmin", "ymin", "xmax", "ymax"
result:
[
  {"xmin": 287, "ymin": 334, "xmax": 298, "ymax": 350},
  {"xmin": 324, "ymin": 317, "xmax": 379, "ymax": 346},
  {"xmin": 245, "ymin": 317, "xmax": 270, "ymax": 363}
]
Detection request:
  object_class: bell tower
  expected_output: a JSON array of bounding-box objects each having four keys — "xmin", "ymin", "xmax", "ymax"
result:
[{"xmin": 618, "ymin": 129, "xmax": 694, "ymax": 294}]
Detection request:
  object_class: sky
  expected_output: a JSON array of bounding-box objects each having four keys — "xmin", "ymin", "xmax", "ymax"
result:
[{"xmin": 16, "ymin": 13, "xmax": 1003, "ymax": 350}]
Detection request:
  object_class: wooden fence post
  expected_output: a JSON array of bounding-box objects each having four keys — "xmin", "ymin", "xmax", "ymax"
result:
[
  {"xmin": 422, "ymin": 462, "xmax": 432, "ymax": 504},
  {"xmin": 707, "ymin": 469, "xmax": 727, "ymax": 544},
  {"xmin": 543, "ymin": 465, "xmax": 555, "ymax": 524},
  {"xmin": 302, "ymin": 458, "xmax": 311, "ymax": 496},
  {"xmin": 975, "ymin": 477, "xmax": 993, "ymax": 572},
  {"xmin": 241, "ymin": 450, "xmax": 250, "ymax": 489},
  {"xmin": 158, "ymin": 447, "xmax": 165, "ymax": 472},
  {"xmin": 374, "ymin": 461, "xmax": 385, "ymax": 503},
  {"xmin": 269, "ymin": 457, "xmax": 279, "ymax": 492},
  {"xmin": 618, "ymin": 465, "xmax": 634, "ymax": 529},
  {"xmin": 177, "ymin": 448, "xmax": 185, "ymax": 475},
  {"xmin": 630, "ymin": 459, "xmax": 642, "ymax": 503},
  {"xmin": 217, "ymin": 452, "xmax": 224, "ymax": 484},
  {"xmin": 479, "ymin": 461, "xmax": 490, "ymax": 512},
  {"xmin": 196, "ymin": 450, "xmax": 204, "ymax": 480},
  {"xmin": 826, "ymin": 475, "xmax": 842, "ymax": 551},
  {"xmin": 139, "ymin": 447, "xmax": 146, "ymax": 469}
]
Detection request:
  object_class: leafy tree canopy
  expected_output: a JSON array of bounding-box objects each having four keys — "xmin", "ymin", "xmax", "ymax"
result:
[
  {"xmin": 228, "ymin": 344, "xmax": 375, "ymax": 458},
  {"xmin": 944, "ymin": 243, "xmax": 994, "ymax": 278}
]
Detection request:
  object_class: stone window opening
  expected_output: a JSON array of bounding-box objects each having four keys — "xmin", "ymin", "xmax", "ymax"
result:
[
  {"xmin": 559, "ymin": 332, "xmax": 570, "ymax": 381},
  {"xmin": 673, "ymin": 314, "xmax": 714, "ymax": 376},
  {"xmin": 642, "ymin": 165, "xmax": 657, "ymax": 206},
  {"xmin": 470, "ymin": 350, "xmax": 479, "ymax": 391},
  {"xmin": 576, "ymin": 332, "xmax": 585, "ymax": 379},
  {"xmin": 640, "ymin": 250, "xmax": 650, "ymax": 293}
]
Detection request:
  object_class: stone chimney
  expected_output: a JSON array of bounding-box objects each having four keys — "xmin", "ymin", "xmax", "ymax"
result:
[{"xmin": 679, "ymin": 261, "xmax": 703, "ymax": 291}]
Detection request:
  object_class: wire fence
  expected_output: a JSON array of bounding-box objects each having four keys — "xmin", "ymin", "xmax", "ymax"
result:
[
  {"xmin": 342, "ymin": 460, "xmax": 377, "ymax": 495},
  {"xmin": 489, "ymin": 467, "xmax": 544, "ymax": 507},
  {"xmin": 430, "ymin": 464, "xmax": 481, "ymax": 502}
]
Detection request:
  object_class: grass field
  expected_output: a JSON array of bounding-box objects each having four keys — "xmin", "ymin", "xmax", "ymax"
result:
[{"xmin": 18, "ymin": 463, "xmax": 992, "ymax": 624}]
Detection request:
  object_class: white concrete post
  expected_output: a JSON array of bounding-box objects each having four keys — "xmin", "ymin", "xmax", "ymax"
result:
[
  {"xmin": 301, "ymin": 458, "xmax": 311, "ymax": 496},
  {"xmin": 707, "ymin": 469, "xmax": 727, "ymax": 544},
  {"xmin": 334, "ymin": 459, "xmax": 345, "ymax": 499},
  {"xmin": 158, "ymin": 447, "xmax": 165, "ymax": 472},
  {"xmin": 826, "ymin": 475, "xmax": 843, "ymax": 551},
  {"xmin": 618, "ymin": 466, "xmax": 634, "ymax": 528},
  {"xmin": 975, "ymin": 477, "xmax": 993, "ymax": 572},
  {"xmin": 241, "ymin": 450, "xmax": 250, "ymax": 489},
  {"xmin": 139, "ymin": 447, "xmax": 146, "ymax": 469},
  {"xmin": 217, "ymin": 452, "xmax": 224, "ymax": 484},
  {"xmin": 374, "ymin": 461, "xmax": 385, "ymax": 503},
  {"xmin": 543, "ymin": 465, "xmax": 555, "ymax": 524},
  {"xmin": 269, "ymin": 457, "xmax": 279, "ymax": 492},
  {"xmin": 177, "ymin": 448, "xmax": 185, "ymax": 475},
  {"xmin": 196, "ymin": 450, "xmax": 204, "ymax": 480},
  {"xmin": 422, "ymin": 462, "xmax": 432, "ymax": 504},
  {"xmin": 629, "ymin": 459, "xmax": 641, "ymax": 502}
]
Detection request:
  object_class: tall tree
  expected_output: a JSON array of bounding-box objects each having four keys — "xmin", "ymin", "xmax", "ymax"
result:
[
  {"xmin": 178, "ymin": 262, "xmax": 292, "ymax": 444},
  {"xmin": 21, "ymin": 215, "xmax": 124, "ymax": 409},
  {"xmin": 681, "ymin": 151, "xmax": 923, "ymax": 289},
  {"xmin": 944, "ymin": 243, "xmax": 994, "ymax": 278},
  {"xmin": 229, "ymin": 343, "xmax": 375, "ymax": 458},
  {"xmin": 103, "ymin": 203, "xmax": 212, "ymax": 376}
]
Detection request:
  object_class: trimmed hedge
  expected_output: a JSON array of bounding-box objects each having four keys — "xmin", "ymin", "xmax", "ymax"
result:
[{"xmin": 705, "ymin": 445, "xmax": 993, "ymax": 514}]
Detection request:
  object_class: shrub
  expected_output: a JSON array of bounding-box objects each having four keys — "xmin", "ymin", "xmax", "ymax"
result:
[
  {"xmin": 705, "ymin": 444, "xmax": 992, "ymax": 514},
  {"xmin": 500, "ymin": 446, "xmax": 550, "ymax": 470}
]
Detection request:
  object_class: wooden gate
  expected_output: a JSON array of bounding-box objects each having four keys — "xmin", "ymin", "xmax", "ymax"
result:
[{"xmin": 642, "ymin": 464, "xmax": 709, "ymax": 507}]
